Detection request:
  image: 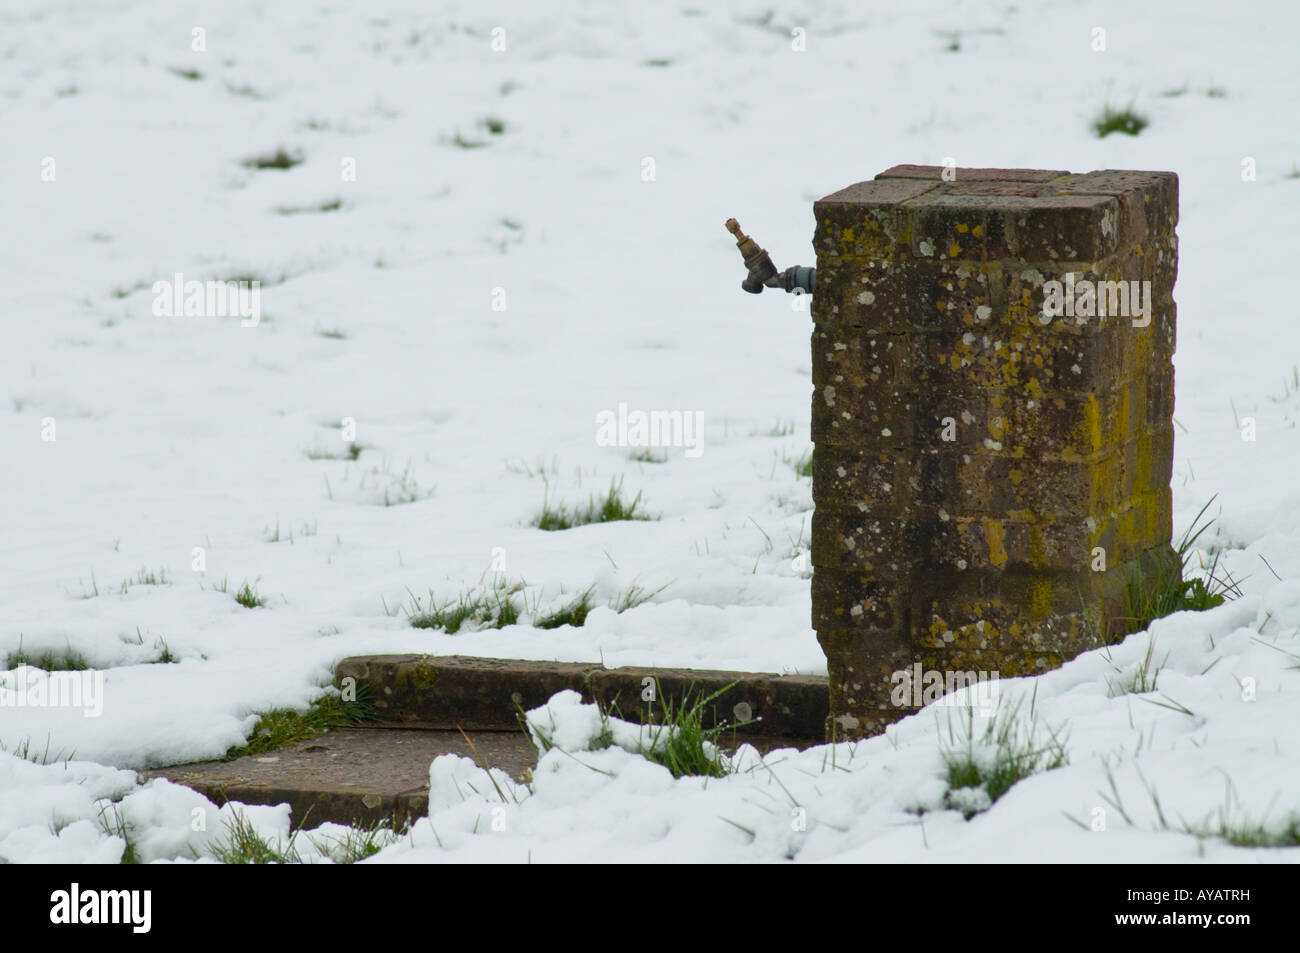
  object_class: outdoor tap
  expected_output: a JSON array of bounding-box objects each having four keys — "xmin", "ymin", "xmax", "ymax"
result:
[{"xmin": 724, "ymin": 218, "xmax": 815, "ymax": 296}]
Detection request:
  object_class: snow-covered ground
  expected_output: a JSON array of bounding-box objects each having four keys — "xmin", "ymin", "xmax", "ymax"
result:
[{"xmin": 2, "ymin": 0, "xmax": 1298, "ymax": 862}]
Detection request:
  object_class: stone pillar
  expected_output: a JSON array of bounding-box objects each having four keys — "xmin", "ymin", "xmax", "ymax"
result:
[{"xmin": 809, "ymin": 165, "xmax": 1179, "ymax": 739}]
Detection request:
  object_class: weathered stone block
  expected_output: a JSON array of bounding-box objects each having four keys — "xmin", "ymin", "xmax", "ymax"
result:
[
  {"xmin": 810, "ymin": 166, "xmax": 1179, "ymax": 739},
  {"xmin": 811, "ymin": 444, "xmax": 903, "ymax": 510},
  {"xmin": 813, "ymin": 178, "xmax": 942, "ymax": 260}
]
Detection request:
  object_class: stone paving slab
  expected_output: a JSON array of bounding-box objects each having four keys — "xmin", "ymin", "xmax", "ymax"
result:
[
  {"xmin": 334, "ymin": 654, "xmax": 829, "ymax": 738},
  {"xmin": 150, "ymin": 725, "xmax": 822, "ymax": 830},
  {"xmin": 149, "ymin": 727, "xmax": 537, "ymax": 830},
  {"xmin": 145, "ymin": 656, "xmax": 830, "ymax": 830}
]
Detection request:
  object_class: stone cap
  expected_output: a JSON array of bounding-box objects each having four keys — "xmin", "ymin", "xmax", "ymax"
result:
[{"xmin": 815, "ymin": 166, "xmax": 1177, "ymax": 261}]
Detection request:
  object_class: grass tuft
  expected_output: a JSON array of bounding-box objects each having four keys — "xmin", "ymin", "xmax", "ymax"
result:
[
  {"xmin": 224, "ymin": 688, "xmax": 376, "ymax": 761},
  {"xmin": 207, "ymin": 810, "xmax": 301, "ymax": 864},
  {"xmin": 242, "ymin": 148, "xmax": 303, "ymax": 170},
  {"xmin": 1092, "ymin": 103, "xmax": 1148, "ymax": 138},
  {"xmin": 1, "ymin": 736, "xmax": 77, "ymax": 765},
  {"xmin": 407, "ymin": 578, "xmax": 666, "ymax": 633},
  {"xmin": 1115, "ymin": 496, "xmax": 1239, "ymax": 640},
  {"xmin": 276, "ymin": 198, "xmax": 342, "ymax": 215},
  {"xmin": 96, "ymin": 801, "xmax": 140, "ymax": 864},
  {"xmin": 1201, "ymin": 815, "xmax": 1300, "ymax": 848},
  {"xmin": 534, "ymin": 477, "xmax": 656, "ymax": 531},
  {"xmin": 534, "ymin": 587, "xmax": 596, "ymax": 629},
  {"xmin": 611, "ymin": 581, "xmax": 669, "ymax": 614},
  {"xmin": 309, "ymin": 819, "xmax": 402, "ymax": 863},
  {"xmin": 634, "ymin": 680, "xmax": 756, "ymax": 778},
  {"xmin": 235, "ymin": 582, "xmax": 268, "ymax": 609},
  {"xmin": 628, "ymin": 448, "xmax": 667, "ymax": 464},
  {"xmin": 305, "ymin": 441, "xmax": 364, "ymax": 461},
  {"xmin": 120, "ymin": 566, "xmax": 168, "ymax": 593},
  {"xmin": 940, "ymin": 700, "xmax": 1068, "ymax": 819},
  {"xmin": 406, "ymin": 579, "xmax": 523, "ymax": 633},
  {"xmin": 6, "ymin": 638, "xmax": 90, "ymax": 671},
  {"xmin": 526, "ymin": 680, "xmax": 754, "ymax": 778},
  {"xmin": 1106, "ymin": 633, "xmax": 1164, "ymax": 696}
]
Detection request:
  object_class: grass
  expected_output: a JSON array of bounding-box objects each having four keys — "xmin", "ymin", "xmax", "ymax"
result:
[
  {"xmin": 534, "ymin": 477, "xmax": 656, "ymax": 531},
  {"xmin": 405, "ymin": 578, "xmax": 667, "ymax": 633},
  {"xmin": 207, "ymin": 810, "xmax": 302, "ymax": 864},
  {"xmin": 168, "ymin": 66, "xmax": 202, "ymax": 81},
  {"xmin": 611, "ymin": 580, "xmax": 669, "ymax": 614},
  {"xmin": 309, "ymin": 819, "xmax": 402, "ymax": 862},
  {"xmin": 405, "ymin": 579, "xmax": 524, "ymax": 633},
  {"xmin": 305, "ymin": 441, "xmax": 365, "ymax": 461},
  {"xmin": 96, "ymin": 801, "xmax": 140, "ymax": 864},
  {"xmin": 345, "ymin": 459, "xmax": 430, "ymax": 506},
  {"xmin": 1092, "ymin": 103, "xmax": 1148, "ymax": 138},
  {"xmin": 534, "ymin": 588, "xmax": 596, "ymax": 629},
  {"xmin": 276, "ymin": 198, "xmax": 342, "ymax": 215},
  {"xmin": 503, "ymin": 456, "xmax": 558, "ymax": 479},
  {"xmin": 317, "ymin": 327, "xmax": 347, "ymax": 340},
  {"xmin": 78, "ymin": 572, "xmax": 101, "ymax": 599},
  {"xmin": 119, "ymin": 566, "xmax": 168, "ymax": 593},
  {"xmin": 206, "ymin": 809, "xmax": 403, "ymax": 864},
  {"xmin": 264, "ymin": 520, "xmax": 315, "ymax": 544},
  {"xmin": 1113, "ymin": 496, "xmax": 1240, "ymax": 640},
  {"xmin": 628, "ymin": 448, "xmax": 667, "ymax": 464},
  {"xmin": 225, "ymin": 82, "xmax": 267, "ymax": 99},
  {"xmin": 242, "ymin": 148, "xmax": 304, "ymax": 170},
  {"xmin": 450, "ymin": 131, "xmax": 487, "ymax": 149},
  {"xmin": 788, "ymin": 449, "xmax": 813, "ymax": 478},
  {"xmin": 1268, "ymin": 365, "xmax": 1300, "ymax": 402},
  {"xmin": 527, "ymin": 680, "xmax": 754, "ymax": 779},
  {"xmin": 1, "ymin": 736, "xmax": 76, "ymax": 765},
  {"xmin": 223, "ymin": 688, "xmax": 377, "ymax": 761},
  {"xmin": 939, "ymin": 701, "xmax": 1068, "ymax": 819},
  {"xmin": 1084, "ymin": 766, "xmax": 1300, "ymax": 849},
  {"xmin": 1198, "ymin": 814, "xmax": 1300, "ymax": 847},
  {"xmin": 235, "ymin": 582, "xmax": 267, "ymax": 609},
  {"xmin": 480, "ymin": 116, "xmax": 506, "ymax": 135},
  {"xmin": 5, "ymin": 639, "xmax": 90, "ymax": 671},
  {"xmin": 1106, "ymin": 633, "xmax": 1165, "ymax": 696},
  {"xmin": 635, "ymin": 681, "xmax": 756, "ymax": 778}
]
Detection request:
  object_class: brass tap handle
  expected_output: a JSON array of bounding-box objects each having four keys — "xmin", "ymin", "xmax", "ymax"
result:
[{"xmin": 725, "ymin": 218, "xmax": 778, "ymax": 293}]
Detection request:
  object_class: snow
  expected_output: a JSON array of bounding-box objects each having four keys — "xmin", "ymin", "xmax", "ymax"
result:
[{"xmin": 2, "ymin": 0, "xmax": 1299, "ymax": 862}]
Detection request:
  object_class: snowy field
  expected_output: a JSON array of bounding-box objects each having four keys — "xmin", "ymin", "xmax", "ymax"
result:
[{"xmin": 2, "ymin": 0, "xmax": 1299, "ymax": 863}]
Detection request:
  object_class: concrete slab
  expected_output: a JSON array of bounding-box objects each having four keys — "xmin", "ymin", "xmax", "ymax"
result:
[
  {"xmin": 335, "ymin": 654, "xmax": 829, "ymax": 738},
  {"xmin": 150, "ymin": 725, "xmax": 823, "ymax": 829}
]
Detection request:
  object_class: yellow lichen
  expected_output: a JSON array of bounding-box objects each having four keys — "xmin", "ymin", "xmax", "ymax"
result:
[{"xmin": 982, "ymin": 518, "xmax": 1008, "ymax": 567}]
